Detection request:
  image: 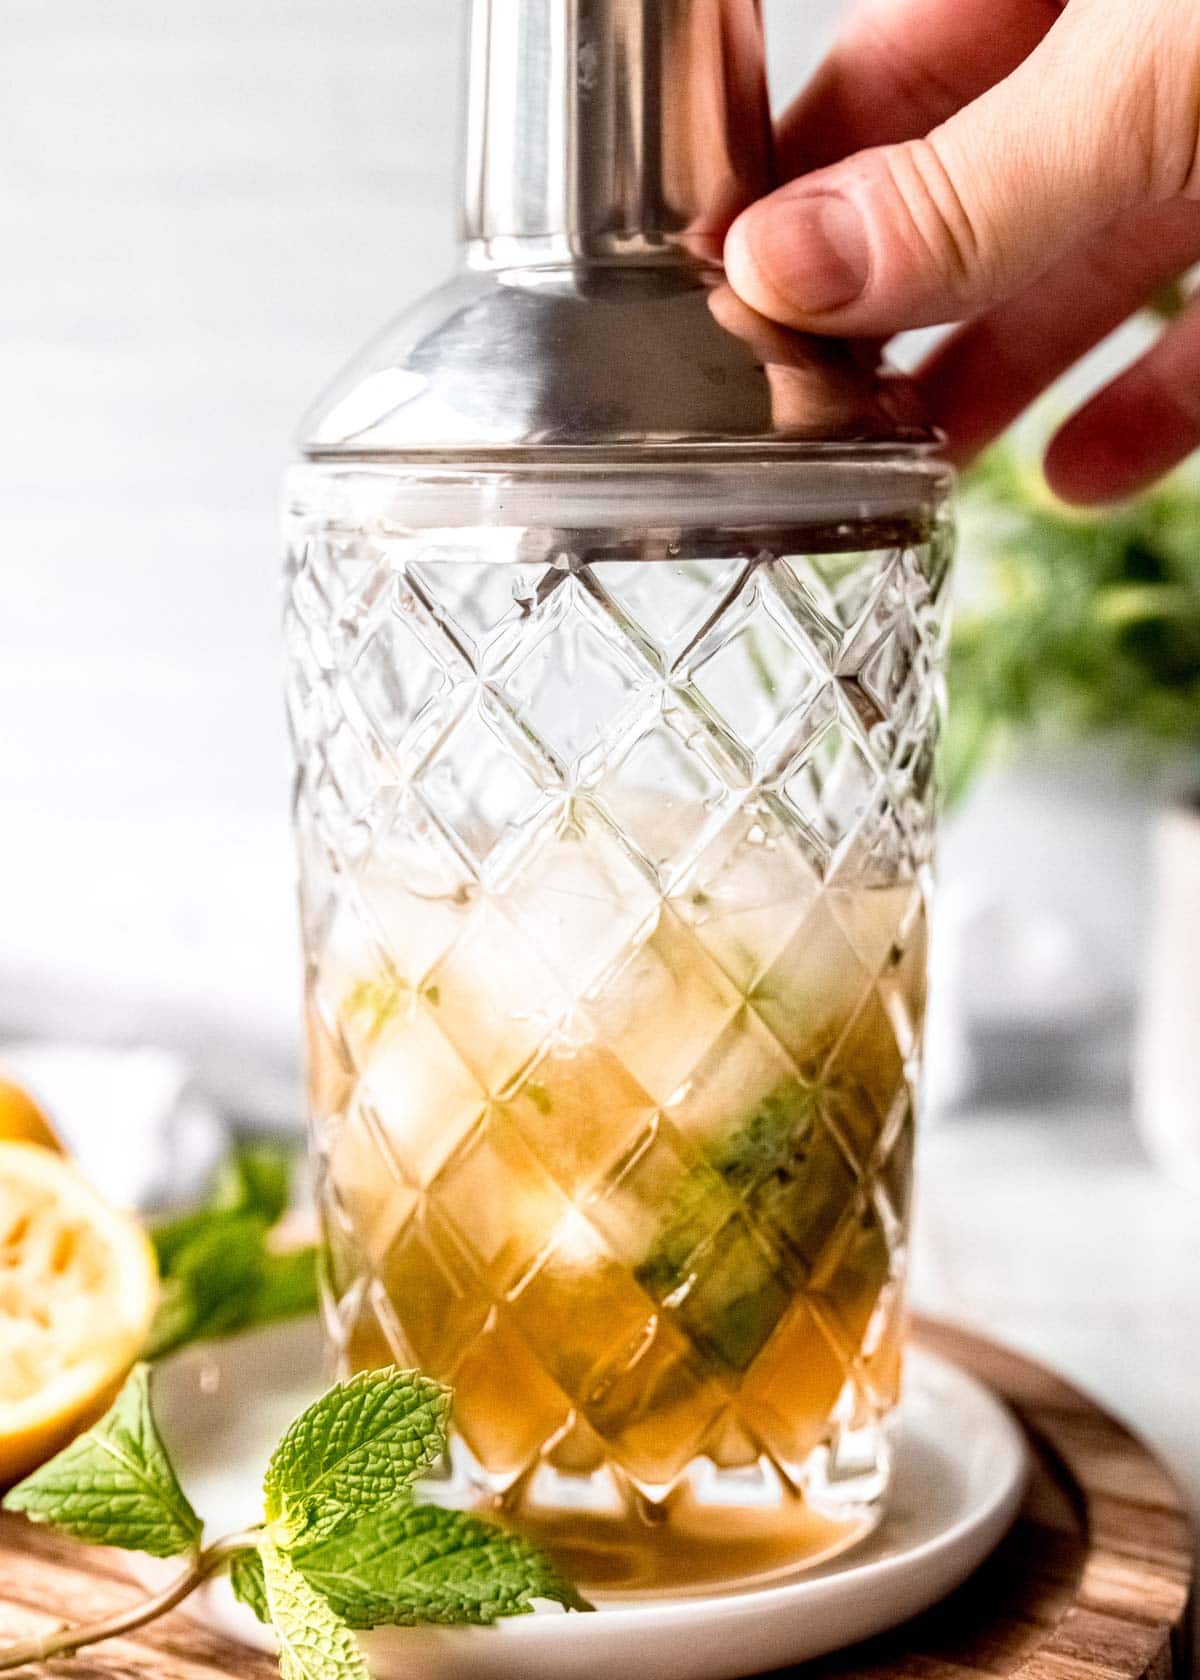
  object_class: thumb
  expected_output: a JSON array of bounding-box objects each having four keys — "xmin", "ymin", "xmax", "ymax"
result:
[{"xmin": 726, "ymin": 0, "xmax": 1195, "ymax": 334}]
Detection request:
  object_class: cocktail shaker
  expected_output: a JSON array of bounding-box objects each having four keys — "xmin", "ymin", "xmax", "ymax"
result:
[{"xmin": 284, "ymin": 0, "xmax": 952, "ymax": 1595}]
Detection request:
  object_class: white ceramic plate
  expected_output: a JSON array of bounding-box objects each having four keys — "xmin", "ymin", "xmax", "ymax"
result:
[{"xmin": 146, "ymin": 1320, "xmax": 1027, "ymax": 1680}]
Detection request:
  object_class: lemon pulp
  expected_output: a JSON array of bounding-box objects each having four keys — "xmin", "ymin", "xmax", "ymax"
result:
[{"xmin": 0, "ymin": 1142, "xmax": 157, "ymax": 1483}]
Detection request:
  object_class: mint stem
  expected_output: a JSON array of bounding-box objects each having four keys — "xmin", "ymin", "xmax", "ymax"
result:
[{"xmin": 0, "ymin": 1528, "xmax": 263, "ymax": 1671}]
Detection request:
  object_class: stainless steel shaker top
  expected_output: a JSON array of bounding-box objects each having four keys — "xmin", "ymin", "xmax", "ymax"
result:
[{"xmin": 300, "ymin": 0, "xmax": 935, "ymax": 459}]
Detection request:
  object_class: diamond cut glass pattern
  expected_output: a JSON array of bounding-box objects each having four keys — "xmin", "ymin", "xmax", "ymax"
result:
[
  {"xmin": 498, "ymin": 575, "xmax": 649, "ymax": 773},
  {"xmin": 684, "ymin": 571, "xmax": 823, "ymax": 762},
  {"xmin": 588, "ymin": 555, "xmax": 748, "ymax": 666},
  {"xmin": 287, "ymin": 476, "xmax": 950, "ymax": 1583},
  {"xmin": 413, "ymin": 693, "xmax": 551, "ymax": 869}
]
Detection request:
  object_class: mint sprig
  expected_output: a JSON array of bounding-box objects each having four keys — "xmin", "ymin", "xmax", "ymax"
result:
[
  {"xmin": 946, "ymin": 442, "xmax": 1200, "ymax": 807},
  {"xmin": 230, "ymin": 1501, "xmax": 590, "ymax": 1630},
  {"xmin": 146, "ymin": 1143, "xmax": 320, "ymax": 1360},
  {"xmin": 0, "ymin": 1362, "xmax": 591, "ymax": 1678}
]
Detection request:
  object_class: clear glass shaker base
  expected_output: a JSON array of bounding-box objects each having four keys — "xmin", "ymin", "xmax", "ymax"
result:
[{"xmin": 289, "ymin": 460, "xmax": 950, "ymax": 1592}]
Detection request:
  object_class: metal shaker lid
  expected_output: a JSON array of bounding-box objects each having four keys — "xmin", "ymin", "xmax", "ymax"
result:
[{"xmin": 300, "ymin": 0, "xmax": 937, "ymax": 460}]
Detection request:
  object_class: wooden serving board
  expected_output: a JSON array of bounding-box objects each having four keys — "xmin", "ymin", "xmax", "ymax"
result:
[{"xmin": 0, "ymin": 1318, "xmax": 1190, "ymax": 1680}]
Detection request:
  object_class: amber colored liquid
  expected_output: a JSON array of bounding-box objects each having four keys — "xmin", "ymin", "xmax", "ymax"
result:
[
  {"xmin": 313, "ymin": 874, "xmax": 923, "ymax": 1595},
  {"xmin": 510, "ymin": 1483, "xmax": 869, "ymax": 1597}
]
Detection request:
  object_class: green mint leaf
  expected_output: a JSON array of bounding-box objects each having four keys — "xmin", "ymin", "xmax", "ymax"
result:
[
  {"xmin": 230, "ymin": 1547, "xmax": 271, "ymax": 1624},
  {"xmin": 151, "ymin": 1140, "xmax": 297, "ymax": 1275},
  {"xmin": 635, "ymin": 1081, "xmax": 868, "ymax": 1372},
  {"xmin": 262, "ymin": 1367, "xmax": 449, "ymax": 1541},
  {"xmin": 145, "ymin": 1212, "xmax": 270, "ymax": 1359},
  {"xmin": 250, "ymin": 1245, "xmax": 321, "ymax": 1325},
  {"xmin": 151, "ymin": 1233, "xmax": 320, "ymax": 1358},
  {"xmin": 291, "ymin": 1502, "xmax": 593, "ymax": 1626},
  {"xmin": 150, "ymin": 1202, "xmax": 263, "ymax": 1275},
  {"xmin": 946, "ymin": 436, "xmax": 1200, "ymax": 806},
  {"xmin": 146, "ymin": 1135, "xmax": 319, "ymax": 1360},
  {"xmin": 261, "ymin": 1538, "xmax": 368, "ymax": 1680},
  {"xmin": 4, "ymin": 1365, "xmax": 202, "ymax": 1558},
  {"xmin": 218, "ymin": 1142, "xmax": 293, "ymax": 1226},
  {"xmin": 142, "ymin": 1282, "xmax": 206, "ymax": 1362}
]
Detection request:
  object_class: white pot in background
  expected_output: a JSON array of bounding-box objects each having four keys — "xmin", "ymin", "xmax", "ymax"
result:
[
  {"xmin": 930, "ymin": 743, "xmax": 1159, "ymax": 1112},
  {"xmin": 940, "ymin": 742, "xmax": 1159, "ymax": 997},
  {"xmin": 1135, "ymin": 802, "xmax": 1200, "ymax": 1192}
]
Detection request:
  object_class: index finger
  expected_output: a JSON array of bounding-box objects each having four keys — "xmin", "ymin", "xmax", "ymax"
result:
[{"xmin": 776, "ymin": 0, "xmax": 1065, "ymax": 176}]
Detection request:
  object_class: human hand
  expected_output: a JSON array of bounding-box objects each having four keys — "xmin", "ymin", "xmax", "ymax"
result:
[{"xmin": 724, "ymin": 0, "xmax": 1200, "ymax": 502}]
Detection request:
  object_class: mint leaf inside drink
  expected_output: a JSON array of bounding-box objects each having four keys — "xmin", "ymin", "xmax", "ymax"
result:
[
  {"xmin": 635, "ymin": 1080, "xmax": 883, "ymax": 1373},
  {"xmin": 4, "ymin": 1364, "xmax": 203, "ymax": 1559}
]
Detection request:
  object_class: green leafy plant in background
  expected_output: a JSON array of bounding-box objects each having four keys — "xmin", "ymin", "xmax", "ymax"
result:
[
  {"xmin": 944, "ymin": 445, "xmax": 1200, "ymax": 808},
  {"xmin": 0, "ymin": 1362, "xmax": 589, "ymax": 1678},
  {"xmin": 945, "ymin": 279, "xmax": 1200, "ymax": 808},
  {"xmin": 147, "ymin": 1142, "xmax": 320, "ymax": 1358}
]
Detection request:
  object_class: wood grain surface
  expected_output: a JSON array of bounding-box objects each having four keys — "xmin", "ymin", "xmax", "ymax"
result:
[{"xmin": 0, "ymin": 1316, "xmax": 1189, "ymax": 1680}]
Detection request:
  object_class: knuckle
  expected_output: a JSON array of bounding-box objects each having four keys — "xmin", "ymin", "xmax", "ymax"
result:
[{"xmin": 873, "ymin": 138, "xmax": 992, "ymax": 303}]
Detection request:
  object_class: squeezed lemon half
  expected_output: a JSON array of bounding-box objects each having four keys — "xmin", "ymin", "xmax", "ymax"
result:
[
  {"xmin": 0, "ymin": 1078, "xmax": 62, "ymax": 1153},
  {"xmin": 0, "ymin": 1142, "xmax": 158, "ymax": 1483}
]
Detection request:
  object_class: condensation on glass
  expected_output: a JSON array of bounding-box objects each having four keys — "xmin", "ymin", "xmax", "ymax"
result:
[{"xmin": 284, "ymin": 0, "xmax": 954, "ymax": 1598}]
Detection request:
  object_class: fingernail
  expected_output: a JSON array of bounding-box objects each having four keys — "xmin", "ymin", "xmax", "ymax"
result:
[{"xmin": 731, "ymin": 193, "xmax": 869, "ymax": 315}]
